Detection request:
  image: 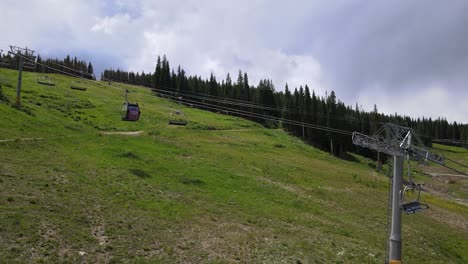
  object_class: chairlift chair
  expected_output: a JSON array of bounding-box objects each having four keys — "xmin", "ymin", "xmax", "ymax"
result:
[
  {"xmin": 37, "ymin": 75, "xmax": 55, "ymax": 86},
  {"xmin": 23, "ymin": 61, "xmax": 36, "ymax": 70},
  {"xmin": 168, "ymin": 96, "xmax": 188, "ymax": 126},
  {"xmin": 169, "ymin": 116, "xmax": 188, "ymax": 126},
  {"xmin": 400, "ymin": 183, "xmax": 429, "ymax": 214},
  {"xmin": 70, "ymin": 71, "xmax": 88, "ymax": 91},
  {"xmin": 70, "ymin": 80, "xmax": 87, "ymax": 91}
]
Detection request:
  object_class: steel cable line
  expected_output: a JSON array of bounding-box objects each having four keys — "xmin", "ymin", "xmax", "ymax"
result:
[
  {"xmin": 105, "ymin": 77, "xmax": 364, "ymax": 123},
  {"xmin": 147, "ymin": 83, "xmax": 367, "ymax": 122},
  {"xmin": 410, "ymin": 150, "xmax": 468, "ymax": 176},
  {"xmin": 39, "ymin": 56, "xmax": 94, "ymax": 78},
  {"xmin": 443, "ymin": 157, "xmax": 468, "ymax": 169},
  {"xmin": 154, "ymin": 87, "xmax": 364, "ymax": 123},
  {"xmin": 157, "ymin": 90, "xmax": 353, "ymax": 136},
  {"xmin": 17, "ymin": 52, "xmax": 358, "ymax": 136},
  {"xmin": 154, "ymin": 88, "xmax": 342, "ymax": 130},
  {"xmin": 178, "ymin": 98, "xmax": 353, "ymax": 136},
  {"xmin": 122, "ymin": 77, "xmax": 364, "ymax": 123},
  {"xmin": 17, "ymin": 53, "xmax": 354, "ymax": 136},
  {"xmin": 153, "ymin": 87, "xmax": 291, "ymax": 112},
  {"xmin": 16, "ymin": 53, "xmax": 94, "ymax": 81},
  {"xmin": 111, "ymin": 78, "xmax": 298, "ymax": 111}
]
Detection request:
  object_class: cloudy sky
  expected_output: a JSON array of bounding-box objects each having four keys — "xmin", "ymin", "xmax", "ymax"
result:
[{"xmin": 1, "ymin": 0, "xmax": 467, "ymax": 123}]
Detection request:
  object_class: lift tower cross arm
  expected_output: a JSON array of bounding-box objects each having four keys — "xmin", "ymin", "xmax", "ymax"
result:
[
  {"xmin": 352, "ymin": 123, "xmax": 443, "ymax": 264},
  {"xmin": 352, "ymin": 124, "xmax": 443, "ymax": 161}
]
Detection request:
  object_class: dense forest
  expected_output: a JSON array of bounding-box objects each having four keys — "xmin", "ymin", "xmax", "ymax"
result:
[
  {"xmin": 102, "ymin": 55, "xmax": 468, "ymax": 158},
  {"xmin": 0, "ymin": 52, "xmax": 94, "ymax": 79}
]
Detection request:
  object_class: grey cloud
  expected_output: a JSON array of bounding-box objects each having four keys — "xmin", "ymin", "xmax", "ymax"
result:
[
  {"xmin": 1, "ymin": 0, "xmax": 466, "ymax": 122},
  {"xmin": 305, "ymin": 1, "xmax": 468, "ymax": 96}
]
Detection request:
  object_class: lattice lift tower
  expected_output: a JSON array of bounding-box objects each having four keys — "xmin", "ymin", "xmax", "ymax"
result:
[
  {"xmin": 9, "ymin": 46, "xmax": 36, "ymax": 107},
  {"xmin": 352, "ymin": 123, "xmax": 444, "ymax": 264}
]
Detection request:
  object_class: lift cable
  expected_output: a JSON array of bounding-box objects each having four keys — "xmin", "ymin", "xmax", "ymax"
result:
[
  {"xmin": 410, "ymin": 150, "xmax": 468, "ymax": 176},
  {"xmin": 15, "ymin": 53, "xmax": 353, "ymax": 136},
  {"xmin": 157, "ymin": 90, "xmax": 353, "ymax": 136},
  {"xmin": 443, "ymin": 157, "xmax": 468, "ymax": 169},
  {"xmin": 106, "ymin": 77, "xmax": 365, "ymax": 123}
]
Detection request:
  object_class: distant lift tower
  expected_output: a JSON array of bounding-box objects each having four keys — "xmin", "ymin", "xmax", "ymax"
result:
[
  {"xmin": 352, "ymin": 123, "xmax": 443, "ymax": 264},
  {"xmin": 9, "ymin": 45, "xmax": 36, "ymax": 107}
]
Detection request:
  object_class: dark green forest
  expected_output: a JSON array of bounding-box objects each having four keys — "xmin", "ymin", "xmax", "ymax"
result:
[
  {"xmin": 102, "ymin": 55, "xmax": 468, "ymax": 159},
  {"xmin": 0, "ymin": 52, "xmax": 94, "ymax": 79},
  {"xmin": 2, "ymin": 50, "xmax": 465, "ymax": 158}
]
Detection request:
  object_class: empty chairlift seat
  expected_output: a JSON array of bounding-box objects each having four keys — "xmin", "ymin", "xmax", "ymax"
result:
[
  {"xmin": 400, "ymin": 184, "xmax": 429, "ymax": 214},
  {"xmin": 37, "ymin": 76, "xmax": 55, "ymax": 86},
  {"xmin": 70, "ymin": 80, "xmax": 87, "ymax": 91},
  {"xmin": 401, "ymin": 201, "xmax": 429, "ymax": 214},
  {"xmin": 168, "ymin": 110, "xmax": 187, "ymax": 126},
  {"xmin": 168, "ymin": 119, "xmax": 188, "ymax": 126}
]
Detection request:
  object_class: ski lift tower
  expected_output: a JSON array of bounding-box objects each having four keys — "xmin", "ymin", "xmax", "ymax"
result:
[
  {"xmin": 352, "ymin": 123, "xmax": 443, "ymax": 264},
  {"xmin": 9, "ymin": 45, "xmax": 36, "ymax": 107}
]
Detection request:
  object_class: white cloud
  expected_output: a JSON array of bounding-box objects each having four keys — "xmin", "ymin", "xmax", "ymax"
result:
[
  {"xmin": 357, "ymin": 83, "xmax": 468, "ymax": 123},
  {"xmin": 91, "ymin": 14, "xmax": 131, "ymax": 34},
  {"xmin": 1, "ymin": 0, "xmax": 466, "ymax": 123}
]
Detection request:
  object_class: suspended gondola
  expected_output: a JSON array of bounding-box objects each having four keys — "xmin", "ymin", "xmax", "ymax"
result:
[{"xmin": 121, "ymin": 89, "xmax": 140, "ymax": 121}]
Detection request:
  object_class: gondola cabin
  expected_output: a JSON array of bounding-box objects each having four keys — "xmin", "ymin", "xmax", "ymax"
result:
[{"xmin": 121, "ymin": 102, "xmax": 141, "ymax": 121}]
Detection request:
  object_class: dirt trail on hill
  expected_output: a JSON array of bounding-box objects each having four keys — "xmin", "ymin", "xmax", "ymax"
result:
[
  {"xmin": 0, "ymin": 137, "xmax": 44, "ymax": 142},
  {"xmin": 99, "ymin": 131, "xmax": 144, "ymax": 136}
]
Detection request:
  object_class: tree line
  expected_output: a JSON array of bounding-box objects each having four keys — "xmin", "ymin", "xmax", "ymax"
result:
[
  {"xmin": 102, "ymin": 55, "xmax": 468, "ymax": 158},
  {"xmin": 0, "ymin": 53, "xmax": 94, "ymax": 80}
]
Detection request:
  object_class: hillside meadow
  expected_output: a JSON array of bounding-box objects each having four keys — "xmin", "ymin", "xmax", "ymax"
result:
[{"xmin": 0, "ymin": 68, "xmax": 466, "ymax": 263}]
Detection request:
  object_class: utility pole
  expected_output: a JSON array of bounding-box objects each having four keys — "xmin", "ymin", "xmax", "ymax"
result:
[
  {"xmin": 352, "ymin": 123, "xmax": 443, "ymax": 264},
  {"xmin": 9, "ymin": 46, "xmax": 36, "ymax": 107}
]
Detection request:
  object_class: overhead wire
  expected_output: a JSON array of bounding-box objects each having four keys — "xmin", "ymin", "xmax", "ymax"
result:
[
  {"xmin": 410, "ymin": 150, "xmax": 468, "ymax": 176},
  {"xmin": 15, "ymin": 52, "xmax": 92, "ymax": 80},
  {"xmin": 111, "ymin": 78, "xmax": 298, "ymax": 111},
  {"xmin": 40, "ymin": 56, "xmax": 94, "ymax": 77},
  {"xmin": 14, "ymin": 51, "xmax": 468, "ymax": 169},
  {"xmin": 14, "ymin": 53, "xmax": 353, "ymax": 136},
  {"xmin": 443, "ymin": 157, "xmax": 468, "ymax": 169},
  {"xmin": 155, "ymin": 89, "xmax": 353, "ymax": 136},
  {"xmin": 109, "ymin": 77, "xmax": 365, "ymax": 123}
]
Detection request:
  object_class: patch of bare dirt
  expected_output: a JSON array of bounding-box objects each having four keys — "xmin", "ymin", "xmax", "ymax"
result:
[
  {"xmin": 425, "ymin": 206, "xmax": 468, "ymax": 231},
  {"xmin": 0, "ymin": 137, "xmax": 44, "ymax": 142},
  {"xmin": 99, "ymin": 131, "xmax": 144, "ymax": 136}
]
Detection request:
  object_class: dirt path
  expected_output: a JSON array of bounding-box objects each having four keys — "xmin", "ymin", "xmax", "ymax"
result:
[
  {"xmin": 0, "ymin": 137, "xmax": 44, "ymax": 142},
  {"xmin": 99, "ymin": 131, "xmax": 144, "ymax": 136},
  {"xmin": 428, "ymin": 173, "xmax": 468, "ymax": 178}
]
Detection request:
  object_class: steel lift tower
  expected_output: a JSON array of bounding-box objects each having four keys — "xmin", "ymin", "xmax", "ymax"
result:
[
  {"xmin": 9, "ymin": 46, "xmax": 36, "ymax": 107},
  {"xmin": 352, "ymin": 123, "xmax": 443, "ymax": 264}
]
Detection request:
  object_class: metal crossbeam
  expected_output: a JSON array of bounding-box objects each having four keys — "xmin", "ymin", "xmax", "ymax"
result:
[{"xmin": 353, "ymin": 124, "xmax": 444, "ymax": 163}]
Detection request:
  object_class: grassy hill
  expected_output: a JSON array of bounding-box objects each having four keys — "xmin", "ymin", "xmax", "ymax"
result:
[{"xmin": 0, "ymin": 68, "xmax": 467, "ymax": 263}]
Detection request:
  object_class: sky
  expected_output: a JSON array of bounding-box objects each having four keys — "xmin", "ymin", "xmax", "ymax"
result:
[{"xmin": 1, "ymin": 0, "xmax": 467, "ymax": 123}]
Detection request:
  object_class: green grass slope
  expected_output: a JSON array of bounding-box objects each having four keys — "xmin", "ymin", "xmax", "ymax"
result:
[{"xmin": 0, "ymin": 68, "xmax": 467, "ymax": 263}]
